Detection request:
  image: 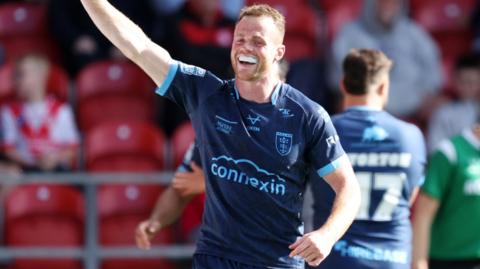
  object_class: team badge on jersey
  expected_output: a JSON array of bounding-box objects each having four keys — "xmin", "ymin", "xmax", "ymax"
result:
[
  {"xmin": 276, "ymin": 132, "xmax": 293, "ymax": 156},
  {"xmin": 362, "ymin": 125, "xmax": 389, "ymax": 142}
]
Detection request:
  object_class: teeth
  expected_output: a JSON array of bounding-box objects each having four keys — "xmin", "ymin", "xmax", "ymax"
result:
[{"xmin": 238, "ymin": 55, "xmax": 258, "ymax": 64}]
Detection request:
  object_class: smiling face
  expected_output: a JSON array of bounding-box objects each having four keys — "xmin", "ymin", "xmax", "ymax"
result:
[{"xmin": 231, "ymin": 15, "xmax": 285, "ymax": 82}]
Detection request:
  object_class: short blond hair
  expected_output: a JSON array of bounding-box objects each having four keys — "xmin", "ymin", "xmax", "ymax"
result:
[{"xmin": 238, "ymin": 4, "xmax": 285, "ymax": 40}]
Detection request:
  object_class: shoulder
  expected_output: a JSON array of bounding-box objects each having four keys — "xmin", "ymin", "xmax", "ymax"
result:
[
  {"xmin": 385, "ymin": 114, "xmax": 426, "ymax": 148},
  {"xmin": 282, "ymin": 84, "xmax": 330, "ymax": 122},
  {"xmin": 433, "ymin": 138, "xmax": 457, "ymax": 164}
]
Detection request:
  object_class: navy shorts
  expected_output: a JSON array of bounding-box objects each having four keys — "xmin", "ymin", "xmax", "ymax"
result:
[{"xmin": 192, "ymin": 254, "xmax": 290, "ymax": 269}]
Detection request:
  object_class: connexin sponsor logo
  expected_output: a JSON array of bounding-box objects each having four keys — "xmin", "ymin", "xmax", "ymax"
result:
[{"xmin": 210, "ymin": 156, "xmax": 286, "ymax": 196}]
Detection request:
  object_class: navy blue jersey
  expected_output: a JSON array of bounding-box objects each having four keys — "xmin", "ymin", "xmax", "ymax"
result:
[
  {"xmin": 311, "ymin": 107, "xmax": 426, "ymax": 269},
  {"xmin": 157, "ymin": 61, "xmax": 347, "ymax": 268}
]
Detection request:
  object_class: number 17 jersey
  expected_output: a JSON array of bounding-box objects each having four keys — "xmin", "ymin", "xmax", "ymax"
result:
[{"xmin": 311, "ymin": 107, "xmax": 426, "ymax": 269}]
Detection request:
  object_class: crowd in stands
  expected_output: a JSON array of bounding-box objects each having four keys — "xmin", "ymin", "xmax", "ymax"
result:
[{"xmin": 0, "ymin": 0, "xmax": 478, "ymax": 268}]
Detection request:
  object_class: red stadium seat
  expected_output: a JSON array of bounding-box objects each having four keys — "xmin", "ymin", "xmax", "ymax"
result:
[
  {"xmin": 0, "ymin": 3, "xmax": 61, "ymax": 63},
  {"xmin": 0, "ymin": 62, "xmax": 69, "ymax": 104},
  {"xmin": 245, "ymin": 0, "xmax": 320, "ymax": 61},
  {"xmin": 98, "ymin": 184, "xmax": 175, "ymax": 269},
  {"xmin": 169, "ymin": 121, "xmax": 204, "ymax": 243},
  {"xmin": 323, "ymin": 0, "xmax": 363, "ymax": 40},
  {"xmin": 412, "ymin": 0, "xmax": 475, "ymax": 33},
  {"xmin": 171, "ymin": 121, "xmax": 195, "ymax": 168},
  {"xmin": 0, "ymin": 3, "xmax": 48, "ymax": 38},
  {"xmin": 434, "ymin": 30, "xmax": 473, "ymax": 61},
  {"xmin": 1, "ymin": 37, "xmax": 62, "ymax": 64},
  {"xmin": 5, "ymin": 184, "xmax": 84, "ymax": 269},
  {"xmin": 85, "ymin": 120, "xmax": 167, "ymax": 171},
  {"xmin": 76, "ymin": 60, "xmax": 156, "ymax": 131}
]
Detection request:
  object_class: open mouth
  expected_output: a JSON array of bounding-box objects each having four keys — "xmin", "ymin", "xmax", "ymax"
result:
[{"xmin": 238, "ymin": 55, "xmax": 258, "ymax": 65}]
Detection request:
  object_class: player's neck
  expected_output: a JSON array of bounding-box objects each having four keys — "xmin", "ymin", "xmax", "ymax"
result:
[
  {"xmin": 235, "ymin": 76, "xmax": 279, "ymax": 104},
  {"xmin": 344, "ymin": 95, "xmax": 384, "ymax": 110}
]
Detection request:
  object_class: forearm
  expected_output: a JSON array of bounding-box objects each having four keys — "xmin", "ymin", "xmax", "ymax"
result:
[
  {"xmin": 149, "ymin": 186, "xmax": 192, "ymax": 228},
  {"xmin": 412, "ymin": 193, "xmax": 439, "ymax": 268},
  {"xmin": 80, "ymin": 0, "xmax": 148, "ymax": 59},
  {"xmin": 317, "ymin": 178, "xmax": 360, "ymax": 242},
  {"xmin": 412, "ymin": 217, "xmax": 432, "ymax": 268}
]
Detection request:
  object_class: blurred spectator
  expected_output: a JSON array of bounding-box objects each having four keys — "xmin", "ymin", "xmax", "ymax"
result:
[
  {"xmin": 329, "ymin": 0, "xmax": 443, "ymax": 121},
  {"xmin": 153, "ymin": 0, "xmax": 236, "ymax": 134},
  {"xmin": 412, "ymin": 121, "xmax": 480, "ymax": 269},
  {"xmin": 47, "ymin": 0, "xmax": 154, "ymax": 75},
  {"xmin": 427, "ymin": 55, "xmax": 480, "ymax": 153},
  {"xmin": 151, "ymin": 0, "xmax": 244, "ymax": 20},
  {"xmin": 153, "ymin": 0, "xmax": 235, "ymax": 79},
  {"xmin": 1, "ymin": 53, "xmax": 79, "ymax": 172}
]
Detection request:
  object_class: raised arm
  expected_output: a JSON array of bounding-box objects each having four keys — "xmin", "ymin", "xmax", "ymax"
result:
[{"xmin": 80, "ymin": 0, "xmax": 173, "ymax": 85}]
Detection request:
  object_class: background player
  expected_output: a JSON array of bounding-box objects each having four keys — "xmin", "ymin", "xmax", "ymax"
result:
[
  {"xmin": 412, "ymin": 118, "xmax": 480, "ymax": 269},
  {"xmin": 311, "ymin": 49, "xmax": 426, "ymax": 269},
  {"xmin": 81, "ymin": 1, "xmax": 361, "ymax": 268}
]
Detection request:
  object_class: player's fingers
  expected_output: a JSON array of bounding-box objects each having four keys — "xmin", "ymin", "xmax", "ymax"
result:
[
  {"xmin": 303, "ymin": 248, "xmax": 320, "ymax": 263},
  {"xmin": 296, "ymin": 243, "xmax": 316, "ymax": 259},
  {"xmin": 288, "ymin": 237, "xmax": 302, "ymax": 250},
  {"xmin": 289, "ymin": 239, "xmax": 309, "ymax": 257},
  {"xmin": 135, "ymin": 222, "xmax": 151, "ymax": 250},
  {"xmin": 190, "ymin": 161, "xmax": 201, "ymax": 171},
  {"xmin": 173, "ymin": 172, "xmax": 189, "ymax": 180},
  {"xmin": 307, "ymin": 256, "xmax": 324, "ymax": 267}
]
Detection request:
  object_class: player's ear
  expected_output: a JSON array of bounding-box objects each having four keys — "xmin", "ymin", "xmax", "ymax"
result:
[
  {"xmin": 340, "ymin": 78, "xmax": 347, "ymax": 94},
  {"xmin": 275, "ymin": 44, "xmax": 285, "ymax": 61}
]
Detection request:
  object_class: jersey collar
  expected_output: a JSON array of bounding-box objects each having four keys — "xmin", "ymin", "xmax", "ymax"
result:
[
  {"xmin": 233, "ymin": 81, "xmax": 282, "ymax": 106},
  {"xmin": 346, "ymin": 105, "xmax": 382, "ymax": 112},
  {"xmin": 463, "ymin": 128, "xmax": 480, "ymax": 150}
]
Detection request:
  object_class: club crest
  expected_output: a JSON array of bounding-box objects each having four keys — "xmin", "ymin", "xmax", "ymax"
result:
[{"xmin": 276, "ymin": 132, "xmax": 293, "ymax": 156}]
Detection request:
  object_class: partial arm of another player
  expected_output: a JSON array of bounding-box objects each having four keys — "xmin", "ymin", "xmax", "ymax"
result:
[
  {"xmin": 411, "ymin": 192, "xmax": 440, "ymax": 269},
  {"xmin": 80, "ymin": 0, "xmax": 172, "ymax": 85},
  {"xmin": 289, "ymin": 162, "xmax": 360, "ymax": 267},
  {"xmin": 171, "ymin": 162, "xmax": 206, "ymax": 196},
  {"xmin": 135, "ymin": 186, "xmax": 193, "ymax": 250}
]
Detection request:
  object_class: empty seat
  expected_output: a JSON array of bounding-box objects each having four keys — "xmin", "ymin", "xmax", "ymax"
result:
[
  {"xmin": 323, "ymin": 0, "xmax": 363, "ymax": 40},
  {"xmin": 246, "ymin": 0, "xmax": 320, "ymax": 61},
  {"xmin": 412, "ymin": 0, "xmax": 475, "ymax": 33},
  {"xmin": 0, "ymin": 61, "xmax": 69, "ymax": 104},
  {"xmin": 435, "ymin": 31, "xmax": 473, "ymax": 61},
  {"xmin": 170, "ymin": 121, "xmax": 195, "ymax": 168},
  {"xmin": 75, "ymin": 60, "xmax": 156, "ymax": 131},
  {"xmin": 1, "ymin": 37, "xmax": 62, "ymax": 64},
  {"xmin": 85, "ymin": 120, "xmax": 167, "ymax": 171},
  {"xmin": 5, "ymin": 184, "xmax": 84, "ymax": 269},
  {"xmin": 0, "ymin": 3, "xmax": 61, "ymax": 63},
  {"xmin": 98, "ymin": 184, "xmax": 175, "ymax": 269},
  {"xmin": 0, "ymin": 3, "xmax": 48, "ymax": 38}
]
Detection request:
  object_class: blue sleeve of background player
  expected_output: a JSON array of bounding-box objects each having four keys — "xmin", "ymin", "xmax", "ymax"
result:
[
  {"xmin": 154, "ymin": 61, "xmax": 224, "ymax": 114},
  {"xmin": 177, "ymin": 141, "xmax": 202, "ymax": 172},
  {"xmin": 406, "ymin": 124, "xmax": 427, "ymax": 187},
  {"xmin": 307, "ymin": 107, "xmax": 348, "ymax": 178}
]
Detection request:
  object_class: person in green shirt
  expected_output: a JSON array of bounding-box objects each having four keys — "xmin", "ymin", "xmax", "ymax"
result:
[{"xmin": 412, "ymin": 118, "xmax": 480, "ymax": 269}]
